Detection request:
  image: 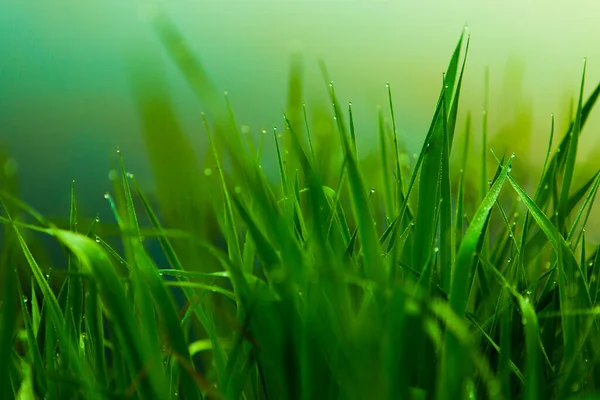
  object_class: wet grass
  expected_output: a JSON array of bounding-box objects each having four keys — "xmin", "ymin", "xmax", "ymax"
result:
[{"xmin": 3, "ymin": 13, "xmax": 600, "ymax": 400}]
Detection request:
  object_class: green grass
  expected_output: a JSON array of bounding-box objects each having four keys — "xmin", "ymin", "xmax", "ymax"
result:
[{"xmin": 3, "ymin": 13, "xmax": 600, "ymax": 399}]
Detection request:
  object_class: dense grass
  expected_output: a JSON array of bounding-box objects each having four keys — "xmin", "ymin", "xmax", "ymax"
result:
[{"xmin": 4, "ymin": 13, "xmax": 600, "ymax": 400}]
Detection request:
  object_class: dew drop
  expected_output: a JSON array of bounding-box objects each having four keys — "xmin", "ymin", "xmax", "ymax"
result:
[
  {"xmin": 370, "ymin": 187, "xmax": 375, "ymax": 194},
  {"xmin": 434, "ymin": 247, "xmax": 439, "ymax": 253},
  {"xmin": 22, "ymin": 296, "xmax": 28, "ymax": 303},
  {"xmin": 204, "ymin": 168, "xmax": 213, "ymax": 176},
  {"xmin": 234, "ymin": 186, "xmax": 242, "ymax": 194},
  {"xmin": 126, "ymin": 172, "xmax": 134, "ymax": 179},
  {"xmin": 95, "ymin": 216, "xmax": 100, "ymax": 223},
  {"xmin": 95, "ymin": 236, "xmax": 101, "ymax": 243},
  {"xmin": 103, "ymin": 193, "xmax": 110, "ymax": 199}
]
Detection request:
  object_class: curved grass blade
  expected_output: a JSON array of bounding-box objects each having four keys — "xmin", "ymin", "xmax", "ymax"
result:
[
  {"xmin": 438, "ymin": 154, "xmax": 513, "ymax": 400},
  {"xmin": 507, "ymin": 174, "xmax": 595, "ymax": 396}
]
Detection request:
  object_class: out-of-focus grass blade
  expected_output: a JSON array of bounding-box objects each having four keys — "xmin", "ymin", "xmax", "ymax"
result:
[
  {"xmin": 558, "ymin": 59, "xmax": 587, "ymax": 231},
  {"xmin": 0, "ymin": 213, "xmax": 19, "ymax": 399},
  {"xmin": 533, "ymin": 75, "xmax": 600, "ymax": 212}
]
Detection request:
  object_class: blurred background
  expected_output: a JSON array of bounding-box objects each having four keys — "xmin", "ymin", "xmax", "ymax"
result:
[{"xmin": 2, "ymin": 0, "xmax": 600, "ymax": 234}]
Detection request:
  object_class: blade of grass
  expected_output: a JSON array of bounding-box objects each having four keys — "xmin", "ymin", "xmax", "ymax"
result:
[{"xmin": 438, "ymin": 154, "xmax": 513, "ymax": 400}]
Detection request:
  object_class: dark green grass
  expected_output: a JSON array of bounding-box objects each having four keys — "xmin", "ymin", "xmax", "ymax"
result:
[{"xmin": 3, "ymin": 13, "xmax": 600, "ymax": 400}]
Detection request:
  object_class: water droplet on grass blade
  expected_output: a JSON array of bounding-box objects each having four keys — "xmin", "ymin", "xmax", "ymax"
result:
[
  {"xmin": 204, "ymin": 168, "xmax": 213, "ymax": 176},
  {"xmin": 126, "ymin": 172, "xmax": 134, "ymax": 179}
]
